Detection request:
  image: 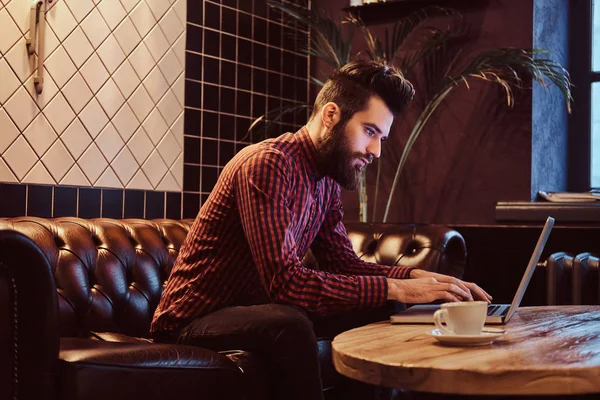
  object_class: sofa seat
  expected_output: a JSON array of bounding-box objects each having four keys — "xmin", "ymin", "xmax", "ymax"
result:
[
  {"xmin": 58, "ymin": 337, "xmax": 242, "ymax": 400},
  {"xmin": 89, "ymin": 330, "xmax": 335, "ymax": 397}
]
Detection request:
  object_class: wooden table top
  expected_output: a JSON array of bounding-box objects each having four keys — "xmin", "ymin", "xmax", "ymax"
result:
[{"xmin": 332, "ymin": 306, "xmax": 600, "ymax": 395}]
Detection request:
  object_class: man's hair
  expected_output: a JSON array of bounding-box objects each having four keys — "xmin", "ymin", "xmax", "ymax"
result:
[{"xmin": 309, "ymin": 60, "xmax": 415, "ymax": 124}]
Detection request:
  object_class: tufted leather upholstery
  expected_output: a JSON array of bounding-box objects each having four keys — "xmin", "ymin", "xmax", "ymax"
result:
[{"xmin": 0, "ymin": 217, "xmax": 466, "ymax": 400}]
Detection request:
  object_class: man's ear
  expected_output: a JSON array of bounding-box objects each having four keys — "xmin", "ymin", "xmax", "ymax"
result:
[{"xmin": 321, "ymin": 102, "xmax": 340, "ymax": 129}]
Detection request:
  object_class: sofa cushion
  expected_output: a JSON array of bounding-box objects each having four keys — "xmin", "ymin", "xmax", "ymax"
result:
[
  {"xmin": 88, "ymin": 331, "xmax": 337, "ymax": 399},
  {"xmin": 58, "ymin": 338, "xmax": 242, "ymax": 400},
  {"xmin": 90, "ymin": 331, "xmax": 152, "ymax": 344}
]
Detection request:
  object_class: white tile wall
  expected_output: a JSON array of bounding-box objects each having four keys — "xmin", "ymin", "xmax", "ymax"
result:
[
  {"xmin": 0, "ymin": 159, "xmax": 18, "ymax": 183},
  {"xmin": 0, "ymin": 0, "xmax": 185, "ymax": 191}
]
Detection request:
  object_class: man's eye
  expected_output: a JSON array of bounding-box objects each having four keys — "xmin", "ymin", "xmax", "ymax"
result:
[{"xmin": 366, "ymin": 128, "xmax": 375, "ymax": 136}]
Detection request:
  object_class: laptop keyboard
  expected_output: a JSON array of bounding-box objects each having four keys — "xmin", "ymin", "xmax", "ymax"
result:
[{"xmin": 487, "ymin": 305, "xmax": 503, "ymax": 316}]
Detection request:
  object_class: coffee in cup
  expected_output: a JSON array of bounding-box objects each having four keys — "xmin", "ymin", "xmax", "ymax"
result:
[{"xmin": 433, "ymin": 301, "xmax": 487, "ymax": 335}]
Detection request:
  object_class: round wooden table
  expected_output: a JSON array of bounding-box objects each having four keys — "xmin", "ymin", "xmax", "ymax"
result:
[{"xmin": 332, "ymin": 306, "xmax": 600, "ymax": 395}]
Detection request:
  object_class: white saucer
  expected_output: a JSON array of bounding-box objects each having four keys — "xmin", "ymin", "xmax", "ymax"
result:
[{"xmin": 426, "ymin": 329, "xmax": 506, "ymax": 346}]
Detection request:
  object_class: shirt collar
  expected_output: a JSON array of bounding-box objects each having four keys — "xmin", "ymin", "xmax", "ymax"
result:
[{"xmin": 296, "ymin": 126, "xmax": 323, "ymax": 182}]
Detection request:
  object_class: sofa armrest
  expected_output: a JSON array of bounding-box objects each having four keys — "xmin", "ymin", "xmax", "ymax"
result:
[
  {"xmin": 0, "ymin": 229, "xmax": 59, "ymax": 400},
  {"xmin": 431, "ymin": 226, "xmax": 468, "ymax": 279}
]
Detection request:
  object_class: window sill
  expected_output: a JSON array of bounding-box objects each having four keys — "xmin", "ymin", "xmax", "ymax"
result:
[
  {"xmin": 344, "ymin": 0, "xmax": 489, "ymax": 25},
  {"xmin": 495, "ymin": 202, "xmax": 600, "ymax": 223}
]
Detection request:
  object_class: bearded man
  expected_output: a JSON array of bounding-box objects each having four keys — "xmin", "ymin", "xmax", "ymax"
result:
[{"xmin": 151, "ymin": 60, "xmax": 491, "ymax": 400}]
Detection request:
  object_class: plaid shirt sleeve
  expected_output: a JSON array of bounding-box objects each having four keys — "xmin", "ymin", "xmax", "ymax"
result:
[
  {"xmin": 311, "ymin": 185, "xmax": 415, "ymax": 280},
  {"xmin": 234, "ymin": 149, "xmax": 389, "ymax": 313}
]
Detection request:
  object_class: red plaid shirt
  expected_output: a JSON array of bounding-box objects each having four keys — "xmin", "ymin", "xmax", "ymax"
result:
[{"xmin": 151, "ymin": 127, "xmax": 414, "ymax": 333}]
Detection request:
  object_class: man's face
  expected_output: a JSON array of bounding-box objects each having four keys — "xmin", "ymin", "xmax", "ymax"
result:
[{"xmin": 316, "ymin": 96, "xmax": 394, "ymax": 190}]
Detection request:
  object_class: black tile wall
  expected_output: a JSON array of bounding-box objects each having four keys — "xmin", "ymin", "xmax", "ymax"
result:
[
  {"xmin": 0, "ymin": 183, "xmax": 26, "ymax": 217},
  {"xmin": 185, "ymin": 79, "xmax": 203, "ymax": 108},
  {"xmin": 239, "ymin": 0, "xmax": 253, "ymax": 13},
  {"xmin": 188, "ymin": 0, "xmax": 204, "ymax": 25},
  {"xmin": 166, "ymin": 192, "xmax": 183, "ymax": 219},
  {"xmin": 183, "ymin": 0, "xmax": 310, "ymax": 215},
  {"xmin": 203, "ymin": 111, "xmax": 219, "ymax": 138},
  {"xmin": 184, "ymin": 136, "xmax": 201, "ymax": 163},
  {"xmin": 184, "ymin": 165, "xmax": 201, "ymax": 192},
  {"xmin": 54, "ymin": 186, "xmax": 78, "ymax": 217},
  {"xmin": 184, "ymin": 108, "xmax": 202, "ymax": 136},
  {"xmin": 79, "ymin": 188, "xmax": 101, "ymax": 219},
  {"xmin": 102, "ymin": 189, "xmax": 124, "ymax": 219},
  {"xmin": 183, "ymin": 192, "xmax": 200, "ymax": 218},
  {"xmin": 27, "ymin": 185, "xmax": 53, "ymax": 218},
  {"xmin": 220, "ymin": 114, "xmax": 236, "ymax": 140},
  {"xmin": 202, "ymin": 139, "xmax": 219, "ymax": 165},
  {"xmin": 201, "ymin": 166, "xmax": 219, "ymax": 192},
  {"xmin": 124, "ymin": 190, "xmax": 145, "ymax": 219},
  {"xmin": 0, "ymin": 184, "xmax": 182, "ymax": 220},
  {"xmin": 186, "ymin": 52, "xmax": 203, "ymax": 80},
  {"xmin": 146, "ymin": 191, "xmax": 166, "ymax": 220}
]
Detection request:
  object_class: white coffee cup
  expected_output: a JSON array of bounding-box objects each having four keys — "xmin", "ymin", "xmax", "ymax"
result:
[{"xmin": 433, "ymin": 301, "xmax": 487, "ymax": 335}]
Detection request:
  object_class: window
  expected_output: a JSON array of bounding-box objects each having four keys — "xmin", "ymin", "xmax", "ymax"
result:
[
  {"xmin": 592, "ymin": 0, "xmax": 600, "ymax": 187},
  {"xmin": 570, "ymin": 0, "xmax": 595, "ymax": 189}
]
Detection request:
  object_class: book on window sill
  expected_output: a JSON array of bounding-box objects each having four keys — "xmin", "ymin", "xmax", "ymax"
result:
[{"xmin": 538, "ymin": 190, "xmax": 600, "ymax": 203}]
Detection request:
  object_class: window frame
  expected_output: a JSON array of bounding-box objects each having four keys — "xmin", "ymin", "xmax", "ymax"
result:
[{"xmin": 569, "ymin": 0, "xmax": 593, "ymax": 190}]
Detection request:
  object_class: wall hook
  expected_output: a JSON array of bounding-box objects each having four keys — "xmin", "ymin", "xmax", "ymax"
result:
[{"xmin": 25, "ymin": 0, "xmax": 46, "ymax": 94}]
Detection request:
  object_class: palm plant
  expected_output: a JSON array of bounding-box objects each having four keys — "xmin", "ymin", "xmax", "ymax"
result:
[{"xmin": 254, "ymin": 0, "xmax": 572, "ymax": 223}]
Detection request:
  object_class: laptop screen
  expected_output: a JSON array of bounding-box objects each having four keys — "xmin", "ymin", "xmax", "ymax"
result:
[{"xmin": 504, "ymin": 216, "xmax": 555, "ymax": 322}]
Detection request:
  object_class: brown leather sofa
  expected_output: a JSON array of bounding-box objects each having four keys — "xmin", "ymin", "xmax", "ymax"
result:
[{"xmin": 0, "ymin": 217, "xmax": 466, "ymax": 400}]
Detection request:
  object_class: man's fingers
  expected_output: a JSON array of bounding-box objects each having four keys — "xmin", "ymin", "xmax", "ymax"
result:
[
  {"xmin": 451, "ymin": 278, "xmax": 492, "ymax": 303},
  {"xmin": 393, "ymin": 275, "xmax": 491, "ymax": 304},
  {"xmin": 482, "ymin": 288, "xmax": 493, "ymax": 301},
  {"xmin": 441, "ymin": 283, "xmax": 472, "ymax": 301},
  {"xmin": 465, "ymin": 283, "xmax": 493, "ymax": 303},
  {"xmin": 434, "ymin": 276, "xmax": 474, "ymax": 301},
  {"xmin": 451, "ymin": 279, "xmax": 471, "ymax": 297},
  {"xmin": 477, "ymin": 288, "xmax": 492, "ymax": 302},
  {"xmin": 438, "ymin": 291, "xmax": 461, "ymax": 302}
]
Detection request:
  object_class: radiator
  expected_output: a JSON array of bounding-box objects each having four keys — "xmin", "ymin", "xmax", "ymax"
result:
[{"xmin": 544, "ymin": 252, "xmax": 600, "ymax": 305}]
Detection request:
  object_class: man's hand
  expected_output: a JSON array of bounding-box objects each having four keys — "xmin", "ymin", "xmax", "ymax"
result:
[
  {"xmin": 402, "ymin": 269, "xmax": 492, "ymax": 303},
  {"xmin": 387, "ymin": 277, "xmax": 474, "ymax": 303}
]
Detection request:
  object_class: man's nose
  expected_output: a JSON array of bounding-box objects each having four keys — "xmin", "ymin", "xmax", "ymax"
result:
[{"xmin": 367, "ymin": 138, "xmax": 381, "ymax": 159}]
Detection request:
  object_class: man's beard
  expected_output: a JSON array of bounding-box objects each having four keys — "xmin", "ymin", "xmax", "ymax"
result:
[{"xmin": 315, "ymin": 122, "xmax": 371, "ymax": 190}]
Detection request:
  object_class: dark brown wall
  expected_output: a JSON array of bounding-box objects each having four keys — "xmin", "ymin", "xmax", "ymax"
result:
[{"xmin": 318, "ymin": 0, "xmax": 537, "ymax": 225}]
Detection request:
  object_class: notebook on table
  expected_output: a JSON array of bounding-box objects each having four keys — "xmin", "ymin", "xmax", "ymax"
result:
[{"xmin": 390, "ymin": 216, "xmax": 555, "ymax": 325}]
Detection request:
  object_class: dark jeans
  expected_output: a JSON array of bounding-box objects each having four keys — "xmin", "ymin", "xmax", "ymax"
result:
[{"xmin": 168, "ymin": 302, "xmax": 403, "ymax": 400}]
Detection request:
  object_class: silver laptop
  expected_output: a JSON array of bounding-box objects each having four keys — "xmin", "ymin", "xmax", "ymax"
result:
[{"xmin": 390, "ymin": 216, "xmax": 555, "ymax": 325}]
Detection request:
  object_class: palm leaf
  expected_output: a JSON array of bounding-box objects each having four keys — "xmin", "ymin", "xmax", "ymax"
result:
[
  {"xmin": 347, "ymin": 6, "xmax": 459, "ymax": 65},
  {"xmin": 383, "ymin": 86, "xmax": 454, "ymax": 222},
  {"xmin": 311, "ymin": 77, "xmax": 326, "ymax": 87},
  {"xmin": 449, "ymin": 48, "xmax": 573, "ymax": 112},
  {"xmin": 402, "ymin": 23, "xmax": 468, "ymax": 77},
  {"xmin": 243, "ymin": 104, "xmax": 311, "ymax": 141},
  {"xmin": 268, "ymin": 0, "xmax": 354, "ymax": 68},
  {"xmin": 382, "ymin": 48, "xmax": 573, "ymax": 222},
  {"xmin": 372, "ymin": 155, "xmax": 383, "ymax": 222}
]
